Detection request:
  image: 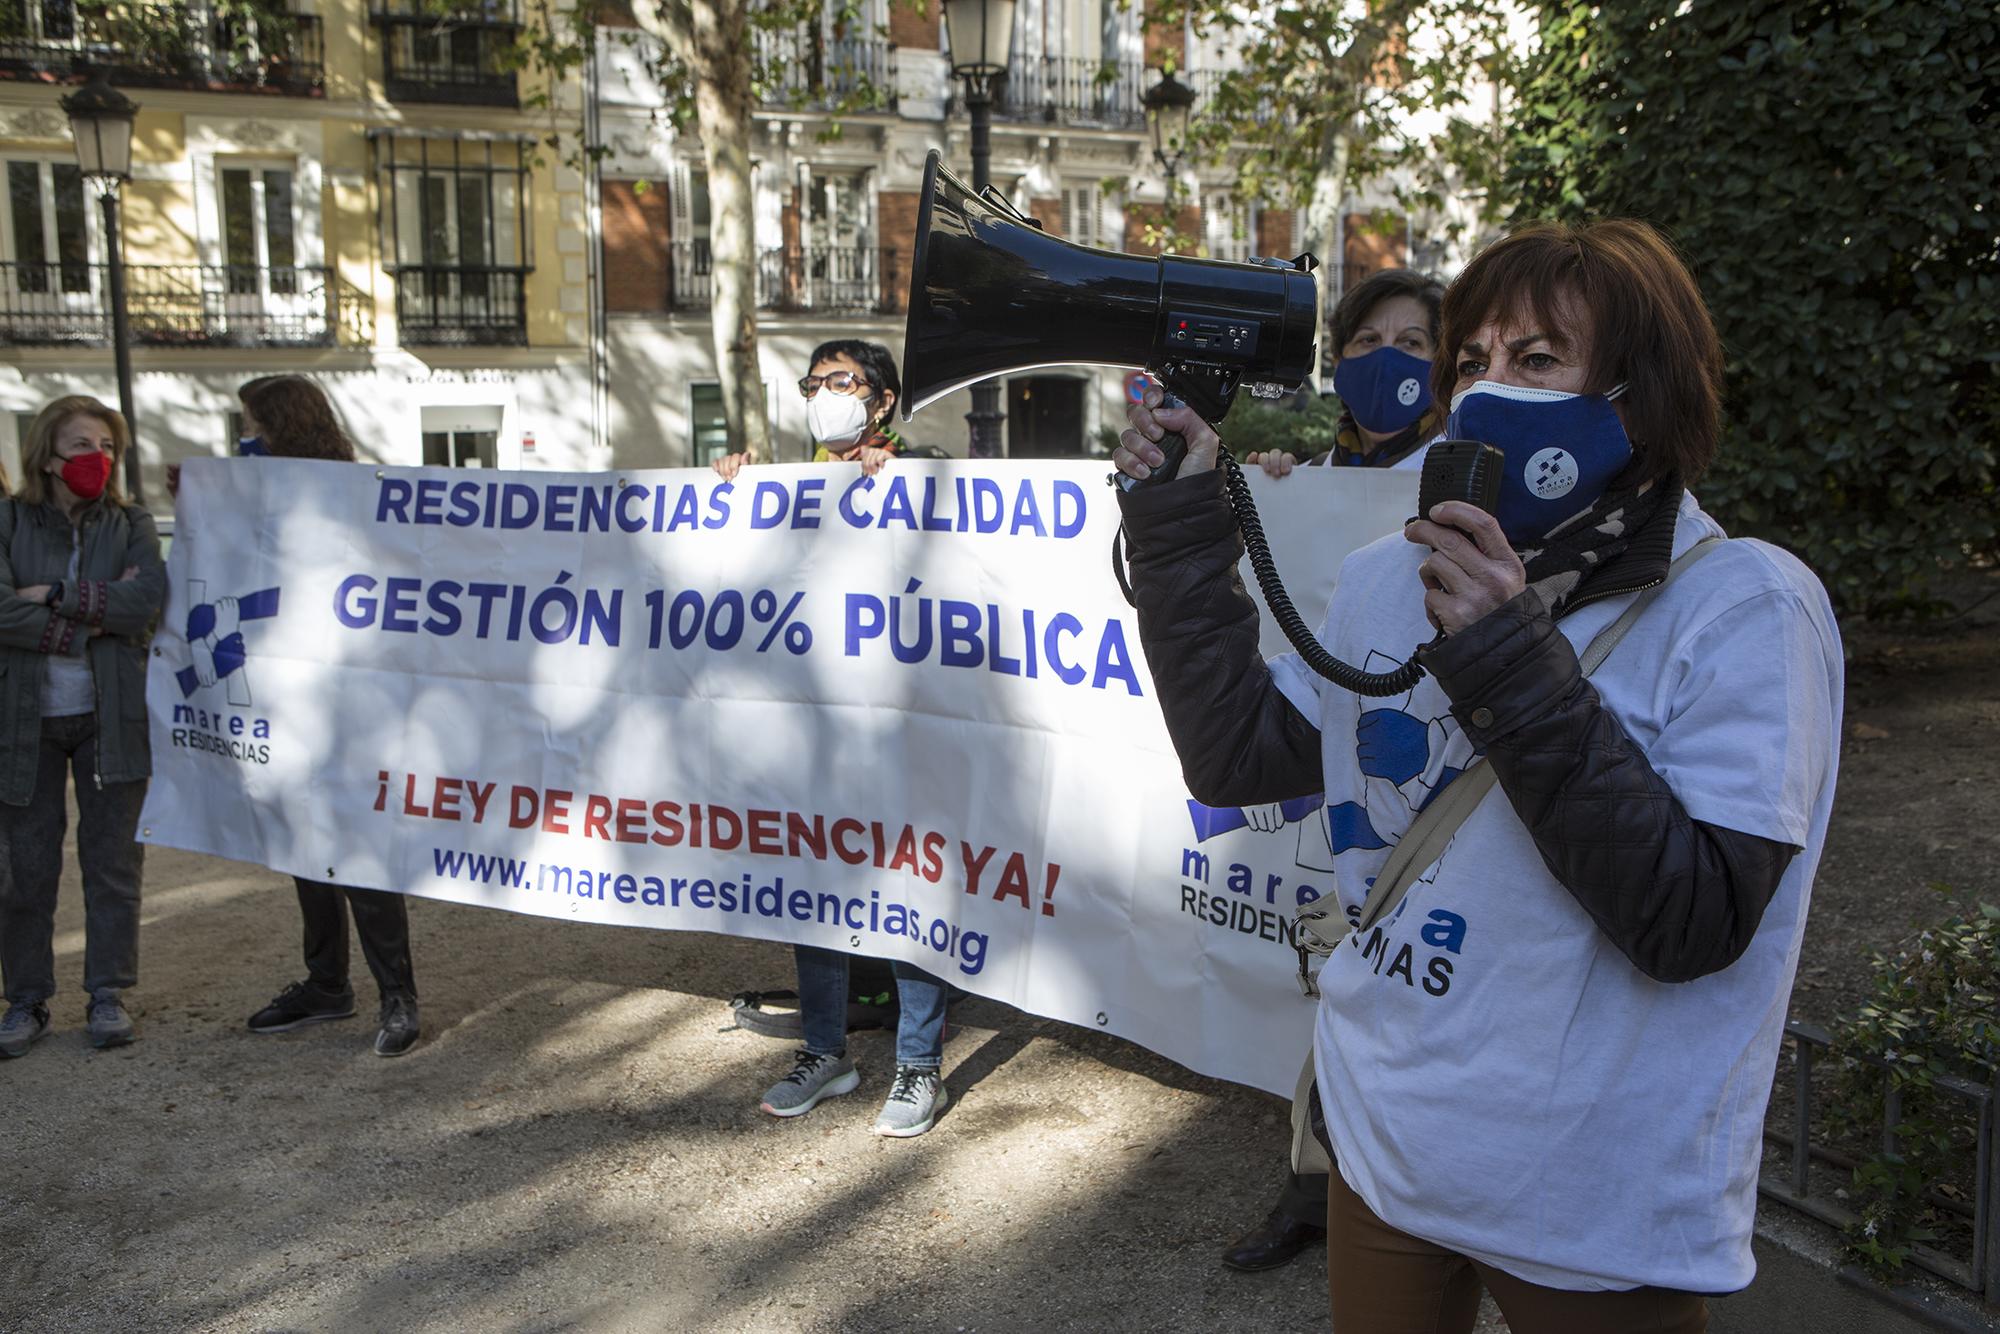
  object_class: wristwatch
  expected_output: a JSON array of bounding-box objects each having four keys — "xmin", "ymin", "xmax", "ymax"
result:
[{"xmin": 44, "ymin": 580, "xmax": 62, "ymax": 609}]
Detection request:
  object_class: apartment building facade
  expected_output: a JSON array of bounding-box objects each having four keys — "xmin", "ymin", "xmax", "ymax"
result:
[
  {"xmin": 0, "ymin": 0, "xmax": 599, "ymax": 495},
  {"xmin": 0, "ymin": 0, "xmax": 1431, "ymax": 488},
  {"xmin": 594, "ymin": 0, "xmax": 1419, "ymax": 467}
]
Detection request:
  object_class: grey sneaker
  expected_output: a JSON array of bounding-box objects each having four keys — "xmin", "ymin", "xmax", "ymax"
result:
[
  {"xmin": 86, "ymin": 989, "xmax": 135, "ymax": 1049},
  {"xmin": 760, "ymin": 1049, "xmax": 859, "ymax": 1118},
  {"xmin": 873, "ymin": 1065, "xmax": 947, "ymax": 1138},
  {"xmin": 0, "ymin": 1002, "xmax": 50, "ymax": 1058}
]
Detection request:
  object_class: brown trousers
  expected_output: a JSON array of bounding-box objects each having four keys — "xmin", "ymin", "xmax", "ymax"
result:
[{"xmin": 1326, "ymin": 1168, "xmax": 1710, "ymax": 1334}]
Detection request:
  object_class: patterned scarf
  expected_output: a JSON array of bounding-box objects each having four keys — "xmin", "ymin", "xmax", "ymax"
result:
[
  {"xmin": 1327, "ymin": 412, "xmax": 1430, "ymax": 469},
  {"xmin": 1516, "ymin": 473, "xmax": 1682, "ymax": 620},
  {"xmin": 813, "ymin": 425, "xmax": 901, "ymax": 464}
]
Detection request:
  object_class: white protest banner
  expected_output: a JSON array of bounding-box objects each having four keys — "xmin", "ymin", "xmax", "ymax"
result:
[{"xmin": 142, "ymin": 457, "xmax": 1416, "ymax": 1096}]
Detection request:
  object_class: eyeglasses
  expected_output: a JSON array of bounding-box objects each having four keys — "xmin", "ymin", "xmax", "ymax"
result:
[{"xmin": 798, "ymin": 371, "xmax": 873, "ymax": 399}]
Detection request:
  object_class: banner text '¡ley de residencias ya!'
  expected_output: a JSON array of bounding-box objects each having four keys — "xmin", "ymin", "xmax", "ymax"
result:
[{"xmin": 334, "ymin": 474, "xmax": 1145, "ymax": 694}]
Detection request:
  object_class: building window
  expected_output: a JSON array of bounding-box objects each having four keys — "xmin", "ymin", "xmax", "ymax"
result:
[
  {"xmin": 792, "ymin": 168, "xmax": 873, "ymax": 310},
  {"xmin": 422, "ymin": 428, "xmax": 498, "ymax": 468},
  {"xmin": 689, "ymin": 383, "xmax": 729, "ymax": 465},
  {"xmin": 420, "ymin": 405, "xmax": 503, "ymax": 467},
  {"xmin": 0, "ymin": 1, "xmax": 326, "ymax": 96},
  {"xmin": 668, "ymin": 162, "xmax": 712, "ymax": 309},
  {"xmin": 4, "ymin": 159, "xmax": 92, "ymax": 294},
  {"xmin": 1204, "ymin": 190, "xmax": 1250, "ymax": 263},
  {"xmin": 1062, "ymin": 183, "xmax": 1102, "ymax": 249},
  {"xmin": 372, "ymin": 131, "xmax": 531, "ymax": 346},
  {"xmin": 220, "ymin": 165, "xmax": 299, "ymax": 293},
  {"xmin": 369, "ymin": 0, "xmax": 522, "ymax": 106}
]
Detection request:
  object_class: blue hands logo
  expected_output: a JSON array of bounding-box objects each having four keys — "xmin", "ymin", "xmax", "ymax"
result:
[{"xmin": 176, "ymin": 582, "xmax": 281, "ymax": 702}]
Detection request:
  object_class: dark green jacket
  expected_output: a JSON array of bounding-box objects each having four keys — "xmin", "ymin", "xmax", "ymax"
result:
[{"xmin": 0, "ymin": 496, "xmax": 167, "ymax": 803}]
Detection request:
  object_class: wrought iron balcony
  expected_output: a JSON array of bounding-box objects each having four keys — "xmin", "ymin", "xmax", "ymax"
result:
[
  {"xmin": 0, "ymin": 262, "xmax": 365, "ymax": 347},
  {"xmin": 1188, "ymin": 67, "xmax": 1281, "ymax": 128},
  {"xmin": 391, "ymin": 265, "xmax": 528, "ymax": 346},
  {"xmin": 667, "ymin": 243, "xmax": 898, "ymax": 316},
  {"xmin": 994, "ymin": 56, "xmax": 1147, "ymax": 128},
  {"xmin": 0, "ymin": 0, "xmax": 324, "ymax": 95},
  {"xmin": 755, "ymin": 31, "xmax": 891, "ymax": 112},
  {"xmin": 369, "ymin": 0, "xmax": 521, "ymax": 107}
]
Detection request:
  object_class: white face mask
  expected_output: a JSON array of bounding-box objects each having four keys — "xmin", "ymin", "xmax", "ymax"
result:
[{"xmin": 808, "ymin": 390, "xmax": 874, "ymax": 447}]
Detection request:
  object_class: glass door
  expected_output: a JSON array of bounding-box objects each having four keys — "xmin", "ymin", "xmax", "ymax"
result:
[
  {"xmin": 2, "ymin": 159, "xmax": 96, "ymax": 340},
  {"xmin": 220, "ymin": 164, "xmax": 306, "ymax": 338}
]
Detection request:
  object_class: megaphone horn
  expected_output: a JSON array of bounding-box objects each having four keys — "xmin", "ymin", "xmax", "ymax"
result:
[{"xmin": 901, "ymin": 149, "xmax": 1319, "ymax": 426}]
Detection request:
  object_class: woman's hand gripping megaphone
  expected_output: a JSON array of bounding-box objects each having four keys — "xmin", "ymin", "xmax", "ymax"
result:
[{"xmin": 1115, "ymin": 380, "xmax": 1221, "ymax": 486}]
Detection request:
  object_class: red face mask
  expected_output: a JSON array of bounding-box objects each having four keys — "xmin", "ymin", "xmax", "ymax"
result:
[{"xmin": 58, "ymin": 450, "xmax": 114, "ymax": 501}]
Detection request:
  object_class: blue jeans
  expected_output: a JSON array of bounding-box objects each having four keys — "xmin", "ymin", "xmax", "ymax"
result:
[{"xmin": 795, "ymin": 944, "xmax": 946, "ymax": 1069}]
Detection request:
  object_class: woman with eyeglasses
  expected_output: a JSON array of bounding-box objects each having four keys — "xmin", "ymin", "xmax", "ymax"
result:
[
  {"xmin": 709, "ymin": 340, "xmax": 905, "ymax": 481},
  {"xmin": 713, "ymin": 340, "xmax": 953, "ymax": 1139}
]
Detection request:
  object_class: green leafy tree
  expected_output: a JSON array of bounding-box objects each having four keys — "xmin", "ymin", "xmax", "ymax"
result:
[
  {"xmin": 1501, "ymin": 1, "xmax": 1999, "ymax": 613},
  {"xmin": 1136, "ymin": 0, "xmax": 1515, "ymax": 272},
  {"xmin": 505, "ymin": 0, "xmax": 892, "ymax": 460}
]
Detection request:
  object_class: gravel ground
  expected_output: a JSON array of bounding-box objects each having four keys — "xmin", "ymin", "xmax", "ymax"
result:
[
  {"xmin": 10, "ymin": 576, "xmax": 1994, "ymax": 1332},
  {"xmin": 1, "ymin": 839, "xmax": 1511, "ymax": 1333}
]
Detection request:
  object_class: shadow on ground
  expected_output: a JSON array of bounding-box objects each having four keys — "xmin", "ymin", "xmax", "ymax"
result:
[{"xmin": 3, "ymin": 842, "xmax": 1395, "ymax": 1333}]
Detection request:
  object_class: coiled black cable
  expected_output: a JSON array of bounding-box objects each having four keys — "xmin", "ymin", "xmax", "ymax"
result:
[
  {"xmin": 1112, "ymin": 447, "xmax": 1428, "ymax": 697},
  {"xmin": 1218, "ymin": 452, "xmax": 1427, "ymax": 696}
]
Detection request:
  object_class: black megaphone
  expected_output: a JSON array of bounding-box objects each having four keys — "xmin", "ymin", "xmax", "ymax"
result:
[{"xmin": 901, "ymin": 150, "xmax": 1319, "ymax": 439}]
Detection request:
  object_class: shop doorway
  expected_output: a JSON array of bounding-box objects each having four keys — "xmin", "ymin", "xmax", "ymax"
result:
[{"xmin": 1006, "ymin": 376, "xmax": 1086, "ymax": 457}]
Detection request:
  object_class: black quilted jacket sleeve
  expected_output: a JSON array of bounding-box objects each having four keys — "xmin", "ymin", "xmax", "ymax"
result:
[
  {"xmin": 1419, "ymin": 589, "xmax": 1797, "ymax": 983},
  {"xmin": 1116, "ymin": 470, "xmax": 1325, "ymax": 807}
]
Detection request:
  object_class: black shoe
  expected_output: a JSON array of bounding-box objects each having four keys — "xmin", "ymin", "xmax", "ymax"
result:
[
  {"xmin": 248, "ymin": 980, "xmax": 356, "ymax": 1034},
  {"xmin": 1220, "ymin": 1207, "xmax": 1327, "ymax": 1272},
  {"xmin": 374, "ymin": 993, "xmax": 420, "ymax": 1058}
]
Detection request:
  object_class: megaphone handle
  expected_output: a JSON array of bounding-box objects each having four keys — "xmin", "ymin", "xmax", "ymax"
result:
[{"xmin": 1122, "ymin": 392, "xmax": 1190, "ymax": 490}]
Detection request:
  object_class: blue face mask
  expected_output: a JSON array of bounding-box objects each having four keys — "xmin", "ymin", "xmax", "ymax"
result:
[
  {"xmin": 1333, "ymin": 346, "xmax": 1433, "ymax": 434},
  {"xmin": 236, "ymin": 435, "xmax": 269, "ymax": 457},
  {"xmin": 1444, "ymin": 380, "xmax": 1632, "ymax": 544}
]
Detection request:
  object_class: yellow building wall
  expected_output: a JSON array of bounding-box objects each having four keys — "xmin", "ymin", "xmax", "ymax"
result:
[
  {"xmin": 0, "ymin": 0, "xmax": 587, "ymax": 356},
  {"xmin": 126, "ymin": 109, "xmax": 196, "ymax": 265}
]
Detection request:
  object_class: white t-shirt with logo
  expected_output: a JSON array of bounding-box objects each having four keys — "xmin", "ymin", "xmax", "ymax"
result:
[{"xmin": 1267, "ymin": 491, "xmax": 1842, "ymax": 1293}]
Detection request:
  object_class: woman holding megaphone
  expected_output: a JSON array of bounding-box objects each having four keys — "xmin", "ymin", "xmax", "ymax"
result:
[
  {"xmin": 1114, "ymin": 221, "xmax": 1841, "ymax": 1332},
  {"xmin": 1221, "ymin": 268, "xmax": 1448, "ymax": 1277}
]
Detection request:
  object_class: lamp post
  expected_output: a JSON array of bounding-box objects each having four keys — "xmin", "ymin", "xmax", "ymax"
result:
[
  {"xmin": 942, "ymin": 0, "xmax": 1016, "ymax": 459},
  {"xmin": 1142, "ymin": 70, "xmax": 1197, "ymax": 177},
  {"xmin": 61, "ymin": 72, "xmax": 142, "ymax": 505}
]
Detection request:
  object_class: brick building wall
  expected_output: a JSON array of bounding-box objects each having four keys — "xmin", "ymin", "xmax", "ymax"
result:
[
  {"xmin": 602, "ymin": 179, "xmax": 670, "ymax": 312},
  {"xmin": 1343, "ymin": 210, "xmax": 1407, "ymax": 271},
  {"xmin": 1255, "ymin": 207, "xmax": 1294, "ymax": 259},
  {"xmin": 877, "ymin": 189, "xmax": 923, "ymax": 315},
  {"xmin": 1123, "ymin": 202, "xmax": 1201, "ymax": 256},
  {"xmin": 1143, "ymin": 8, "xmax": 1184, "ymax": 70},
  {"xmin": 888, "ymin": 0, "xmax": 939, "ymax": 49}
]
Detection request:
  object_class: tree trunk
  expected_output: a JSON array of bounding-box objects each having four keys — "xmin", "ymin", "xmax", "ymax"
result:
[
  {"xmin": 689, "ymin": 0, "xmax": 772, "ymax": 460},
  {"xmin": 1304, "ymin": 115, "xmax": 1351, "ymax": 376}
]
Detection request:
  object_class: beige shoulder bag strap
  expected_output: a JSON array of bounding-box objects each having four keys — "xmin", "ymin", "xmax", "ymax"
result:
[{"xmin": 1292, "ymin": 536, "xmax": 1724, "ymax": 996}]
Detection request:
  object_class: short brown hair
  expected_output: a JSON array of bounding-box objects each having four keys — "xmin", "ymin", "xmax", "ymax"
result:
[
  {"xmin": 1432, "ymin": 220, "xmax": 1724, "ymax": 483},
  {"xmin": 16, "ymin": 395, "xmax": 129, "ymax": 507},
  {"xmin": 239, "ymin": 374, "xmax": 355, "ymax": 462},
  {"xmin": 1332, "ymin": 267, "xmax": 1445, "ymax": 353}
]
